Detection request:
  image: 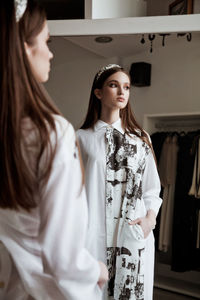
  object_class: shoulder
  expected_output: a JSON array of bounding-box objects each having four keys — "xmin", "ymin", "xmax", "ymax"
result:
[
  {"xmin": 53, "ymin": 114, "xmax": 76, "ymax": 148},
  {"xmin": 52, "ymin": 115, "xmax": 77, "ymax": 159},
  {"xmin": 127, "ymin": 129, "xmax": 151, "ymax": 153},
  {"xmin": 130, "ymin": 128, "xmax": 151, "ymax": 144},
  {"xmin": 53, "ymin": 115, "xmax": 74, "ymax": 139},
  {"xmin": 76, "ymin": 128, "xmax": 94, "ymax": 141}
]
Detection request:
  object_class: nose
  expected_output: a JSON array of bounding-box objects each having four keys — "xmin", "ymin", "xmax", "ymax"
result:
[
  {"xmin": 49, "ymin": 50, "xmax": 53, "ymax": 60},
  {"xmin": 118, "ymin": 85, "xmax": 124, "ymax": 95}
]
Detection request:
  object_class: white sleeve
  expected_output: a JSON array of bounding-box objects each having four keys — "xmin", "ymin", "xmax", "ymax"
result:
[
  {"xmin": 142, "ymin": 150, "xmax": 162, "ymax": 216},
  {"xmin": 39, "ymin": 118, "xmax": 101, "ymax": 300}
]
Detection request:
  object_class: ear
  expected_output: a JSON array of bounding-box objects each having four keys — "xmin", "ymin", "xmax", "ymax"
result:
[
  {"xmin": 24, "ymin": 42, "xmax": 32, "ymax": 57},
  {"xmin": 94, "ymin": 88, "xmax": 102, "ymax": 100}
]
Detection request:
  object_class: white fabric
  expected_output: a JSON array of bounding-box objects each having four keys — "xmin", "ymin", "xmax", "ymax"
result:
[
  {"xmin": 0, "ymin": 115, "xmax": 101, "ymax": 300},
  {"xmin": 77, "ymin": 119, "xmax": 162, "ymax": 300}
]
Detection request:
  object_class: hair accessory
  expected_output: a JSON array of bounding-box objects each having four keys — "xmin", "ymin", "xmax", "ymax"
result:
[
  {"xmin": 15, "ymin": 0, "xmax": 27, "ymax": 22},
  {"xmin": 96, "ymin": 64, "xmax": 122, "ymax": 81}
]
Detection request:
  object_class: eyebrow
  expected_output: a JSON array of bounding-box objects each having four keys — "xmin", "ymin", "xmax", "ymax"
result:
[{"xmin": 107, "ymin": 80, "xmax": 130, "ymax": 84}]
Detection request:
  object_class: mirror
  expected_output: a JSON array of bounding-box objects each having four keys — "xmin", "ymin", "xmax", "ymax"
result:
[
  {"xmin": 45, "ymin": 31, "xmax": 200, "ymax": 129},
  {"xmin": 45, "ymin": 29, "xmax": 200, "ymax": 298}
]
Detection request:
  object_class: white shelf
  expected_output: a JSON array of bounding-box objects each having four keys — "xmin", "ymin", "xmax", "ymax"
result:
[{"xmin": 48, "ymin": 14, "xmax": 200, "ymax": 36}]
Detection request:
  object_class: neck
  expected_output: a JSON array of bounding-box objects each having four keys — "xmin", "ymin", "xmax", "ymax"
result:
[{"xmin": 100, "ymin": 108, "xmax": 120, "ymax": 125}]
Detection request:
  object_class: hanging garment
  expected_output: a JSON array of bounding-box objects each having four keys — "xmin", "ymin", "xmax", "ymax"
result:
[
  {"xmin": 77, "ymin": 119, "xmax": 162, "ymax": 300},
  {"xmin": 158, "ymin": 135, "xmax": 179, "ymax": 252},
  {"xmin": 150, "ymin": 131, "xmax": 167, "ymax": 251},
  {"xmin": 189, "ymin": 137, "xmax": 200, "ymax": 198},
  {"xmin": 150, "ymin": 132, "xmax": 167, "ymax": 164},
  {"xmin": 171, "ymin": 132, "xmax": 200, "ymax": 272},
  {"xmin": 189, "ymin": 136, "xmax": 200, "ymax": 249},
  {"xmin": 0, "ymin": 115, "xmax": 101, "ymax": 300}
]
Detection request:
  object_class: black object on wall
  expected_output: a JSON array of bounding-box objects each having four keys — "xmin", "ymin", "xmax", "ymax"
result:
[{"xmin": 129, "ymin": 62, "xmax": 151, "ymax": 87}]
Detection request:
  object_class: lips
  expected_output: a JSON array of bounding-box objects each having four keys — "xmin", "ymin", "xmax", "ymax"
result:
[{"xmin": 117, "ymin": 97, "xmax": 125, "ymax": 102}]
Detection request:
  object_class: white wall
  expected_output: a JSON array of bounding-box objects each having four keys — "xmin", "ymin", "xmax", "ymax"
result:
[
  {"xmin": 45, "ymin": 37, "xmax": 118, "ymax": 129},
  {"xmin": 45, "ymin": 34, "xmax": 200, "ymax": 130},
  {"xmin": 122, "ymin": 33, "xmax": 200, "ymax": 126},
  {"xmin": 92, "ymin": 0, "xmax": 147, "ymax": 19}
]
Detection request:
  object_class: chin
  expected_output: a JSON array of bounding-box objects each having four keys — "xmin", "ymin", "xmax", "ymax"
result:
[
  {"xmin": 118, "ymin": 103, "xmax": 127, "ymax": 109},
  {"xmin": 39, "ymin": 73, "xmax": 49, "ymax": 83}
]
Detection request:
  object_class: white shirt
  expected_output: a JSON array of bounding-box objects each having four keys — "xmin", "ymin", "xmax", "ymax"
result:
[
  {"xmin": 77, "ymin": 119, "xmax": 162, "ymax": 300},
  {"xmin": 0, "ymin": 115, "xmax": 101, "ymax": 300}
]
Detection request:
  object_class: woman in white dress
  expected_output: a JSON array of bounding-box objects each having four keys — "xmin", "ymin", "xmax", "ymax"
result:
[
  {"xmin": 0, "ymin": 1, "xmax": 108, "ymax": 299},
  {"xmin": 77, "ymin": 64, "xmax": 162, "ymax": 300}
]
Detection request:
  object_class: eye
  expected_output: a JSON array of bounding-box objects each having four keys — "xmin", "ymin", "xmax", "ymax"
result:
[
  {"xmin": 47, "ymin": 38, "xmax": 52, "ymax": 44},
  {"xmin": 109, "ymin": 83, "xmax": 117, "ymax": 88},
  {"xmin": 124, "ymin": 85, "xmax": 130, "ymax": 90}
]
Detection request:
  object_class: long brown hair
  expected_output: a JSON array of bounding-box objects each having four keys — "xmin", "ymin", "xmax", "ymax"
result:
[
  {"xmin": 81, "ymin": 65, "xmax": 151, "ymax": 147},
  {"xmin": 0, "ymin": 0, "xmax": 61, "ymax": 211}
]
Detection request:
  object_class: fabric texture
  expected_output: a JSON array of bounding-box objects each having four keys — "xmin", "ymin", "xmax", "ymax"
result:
[
  {"xmin": 158, "ymin": 135, "xmax": 178, "ymax": 252},
  {"xmin": 77, "ymin": 119, "xmax": 162, "ymax": 300},
  {"xmin": 0, "ymin": 115, "xmax": 101, "ymax": 300}
]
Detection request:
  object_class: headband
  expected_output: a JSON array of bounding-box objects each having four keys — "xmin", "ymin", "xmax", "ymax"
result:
[
  {"xmin": 96, "ymin": 64, "xmax": 122, "ymax": 81},
  {"xmin": 15, "ymin": 0, "xmax": 27, "ymax": 22}
]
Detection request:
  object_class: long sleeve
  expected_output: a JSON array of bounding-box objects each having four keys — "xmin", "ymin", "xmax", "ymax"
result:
[
  {"xmin": 142, "ymin": 150, "xmax": 162, "ymax": 216},
  {"xmin": 39, "ymin": 116, "xmax": 101, "ymax": 300}
]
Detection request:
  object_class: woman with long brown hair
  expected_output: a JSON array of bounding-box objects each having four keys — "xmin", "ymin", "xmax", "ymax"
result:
[
  {"xmin": 77, "ymin": 64, "xmax": 162, "ymax": 300},
  {"xmin": 0, "ymin": 1, "xmax": 108, "ymax": 299}
]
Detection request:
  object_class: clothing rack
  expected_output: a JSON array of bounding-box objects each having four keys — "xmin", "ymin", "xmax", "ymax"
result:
[{"xmin": 143, "ymin": 112, "xmax": 200, "ymax": 298}]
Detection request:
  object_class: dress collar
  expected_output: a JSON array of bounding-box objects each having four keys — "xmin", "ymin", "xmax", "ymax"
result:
[{"xmin": 94, "ymin": 118, "xmax": 125, "ymax": 134}]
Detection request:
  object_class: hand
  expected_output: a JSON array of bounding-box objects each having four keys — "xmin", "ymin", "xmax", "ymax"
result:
[
  {"xmin": 97, "ymin": 261, "xmax": 108, "ymax": 289},
  {"xmin": 128, "ymin": 209, "xmax": 156, "ymax": 239}
]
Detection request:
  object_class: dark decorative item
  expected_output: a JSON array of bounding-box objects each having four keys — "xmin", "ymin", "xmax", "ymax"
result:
[
  {"xmin": 159, "ymin": 33, "xmax": 171, "ymax": 46},
  {"xmin": 139, "ymin": 32, "xmax": 193, "ymax": 52},
  {"xmin": 129, "ymin": 62, "xmax": 151, "ymax": 87},
  {"xmin": 177, "ymin": 32, "xmax": 192, "ymax": 41},
  {"xmin": 140, "ymin": 34, "xmax": 145, "ymax": 44},
  {"xmin": 177, "ymin": 33, "xmax": 186, "ymax": 37},
  {"xmin": 148, "ymin": 34, "xmax": 155, "ymax": 53},
  {"xmin": 187, "ymin": 32, "xmax": 192, "ymax": 41},
  {"xmin": 169, "ymin": 0, "xmax": 193, "ymax": 15}
]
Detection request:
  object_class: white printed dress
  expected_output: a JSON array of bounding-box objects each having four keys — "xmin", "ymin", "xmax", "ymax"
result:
[{"xmin": 77, "ymin": 119, "xmax": 162, "ymax": 300}]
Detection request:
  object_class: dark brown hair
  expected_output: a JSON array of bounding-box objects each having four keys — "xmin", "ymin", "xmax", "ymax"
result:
[
  {"xmin": 81, "ymin": 65, "xmax": 152, "ymax": 147},
  {"xmin": 0, "ymin": 0, "xmax": 61, "ymax": 211}
]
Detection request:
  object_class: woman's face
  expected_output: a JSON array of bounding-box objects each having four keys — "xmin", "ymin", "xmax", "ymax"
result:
[
  {"xmin": 95, "ymin": 71, "xmax": 130, "ymax": 111},
  {"xmin": 25, "ymin": 21, "xmax": 53, "ymax": 83}
]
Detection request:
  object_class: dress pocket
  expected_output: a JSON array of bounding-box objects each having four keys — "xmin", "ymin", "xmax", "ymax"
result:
[{"xmin": 128, "ymin": 223, "xmax": 145, "ymax": 242}]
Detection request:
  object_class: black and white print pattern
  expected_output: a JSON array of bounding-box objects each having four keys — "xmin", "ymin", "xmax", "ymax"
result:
[{"xmin": 105, "ymin": 127, "xmax": 150, "ymax": 300}]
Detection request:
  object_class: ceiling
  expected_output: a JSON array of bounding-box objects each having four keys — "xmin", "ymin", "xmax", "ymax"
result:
[
  {"xmin": 43, "ymin": 0, "xmax": 200, "ymax": 57},
  {"xmin": 62, "ymin": 32, "xmax": 199, "ymax": 58}
]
